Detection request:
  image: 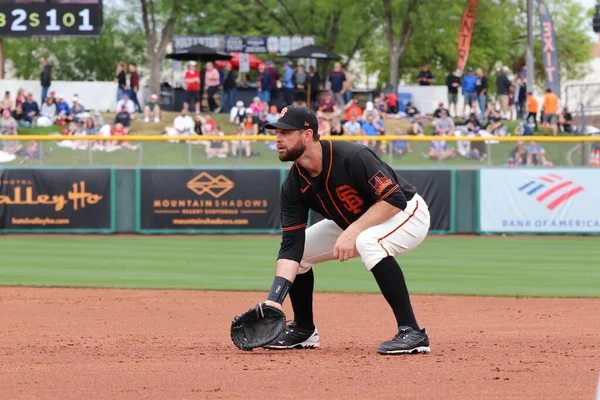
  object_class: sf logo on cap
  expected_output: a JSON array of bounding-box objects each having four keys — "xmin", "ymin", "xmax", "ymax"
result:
[{"xmin": 279, "ymin": 107, "xmax": 288, "ymax": 119}]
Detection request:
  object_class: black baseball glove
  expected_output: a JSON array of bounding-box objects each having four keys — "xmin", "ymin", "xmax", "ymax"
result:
[{"xmin": 230, "ymin": 303, "xmax": 286, "ymax": 351}]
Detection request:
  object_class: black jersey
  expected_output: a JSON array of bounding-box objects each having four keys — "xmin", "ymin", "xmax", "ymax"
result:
[{"xmin": 278, "ymin": 140, "xmax": 417, "ymax": 263}]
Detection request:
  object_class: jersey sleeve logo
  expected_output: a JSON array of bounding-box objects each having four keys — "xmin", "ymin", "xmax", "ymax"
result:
[
  {"xmin": 369, "ymin": 170, "xmax": 394, "ymax": 197},
  {"xmin": 335, "ymin": 185, "xmax": 363, "ymax": 215}
]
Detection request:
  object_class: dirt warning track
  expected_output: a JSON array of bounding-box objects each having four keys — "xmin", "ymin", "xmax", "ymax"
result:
[{"xmin": 0, "ymin": 288, "xmax": 598, "ymax": 400}]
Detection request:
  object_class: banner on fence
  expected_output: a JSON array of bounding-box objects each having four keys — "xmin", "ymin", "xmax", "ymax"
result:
[
  {"xmin": 139, "ymin": 169, "xmax": 281, "ymax": 232},
  {"xmin": 0, "ymin": 169, "xmax": 113, "ymax": 232},
  {"xmin": 479, "ymin": 169, "xmax": 600, "ymax": 233},
  {"xmin": 172, "ymin": 35, "xmax": 315, "ymax": 54},
  {"xmin": 310, "ymin": 169, "xmax": 453, "ymax": 233}
]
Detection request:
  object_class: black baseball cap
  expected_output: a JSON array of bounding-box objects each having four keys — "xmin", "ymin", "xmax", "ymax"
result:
[{"xmin": 265, "ymin": 105, "xmax": 319, "ymax": 134}]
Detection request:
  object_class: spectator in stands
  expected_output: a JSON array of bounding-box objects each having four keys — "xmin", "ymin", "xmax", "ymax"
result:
[
  {"xmin": 558, "ymin": 107, "xmax": 574, "ymax": 133},
  {"xmin": 203, "ymin": 114, "xmax": 217, "ymax": 134},
  {"xmin": 392, "ymin": 128, "xmax": 411, "ymax": 156},
  {"xmin": 257, "ymin": 64, "xmax": 271, "ymax": 104},
  {"xmin": 317, "ymin": 111, "xmax": 331, "ymax": 136},
  {"xmin": 513, "ymin": 71, "xmax": 527, "ymax": 120},
  {"xmin": 166, "ymin": 108, "xmax": 195, "ymax": 141},
  {"xmin": 231, "ymin": 125, "xmax": 252, "ymax": 158},
  {"xmin": 361, "ymin": 114, "xmax": 379, "ymax": 148},
  {"xmin": 249, "ymin": 96, "xmax": 265, "ymax": 117},
  {"xmin": 70, "ymin": 96, "xmax": 86, "ymax": 122},
  {"xmin": 15, "ymin": 88, "xmax": 26, "ymax": 108},
  {"xmin": 526, "ymin": 92, "xmax": 538, "ymax": 131},
  {"xmin": 363, "ymin": 101, "xmax": 381, "ymax": 122},
  {"xmin": 1, "ymin": 91, "xmax": 13, "ymax": 113},
  {"xmin": 115, "ymin": 105, "xmax": 132, "ymax": 132},
  {"xmin": 496, "ymin": 66, "xmax": 512, "ymax": 118},
  {"xmin": 317, "ymin": 91, "xmax": 337, "ymax": 121},
  {"xmin": 467, "ymin": 131, "xmax": 488, "ymax": 161},
  {"xmin": 404, "ymin": 102, "xmax": 420, "ymax": 118},
  {"xmin": 462, "ymin": 67, "xmax": 477, "ymax": 117},
  {"xmin": 206, "ymin": 130, "xmax": 229, "ymax": 159},
  {"xmin": 375, "ymin": 93, "xmax": 387, "ymax": 116},
  {"xmin": 342, "ymin": 66, "xmax": 354, "ymax": 104},
  {"xmin": 483, "ymin": 104, "xmax": 503, "ymax": 135},
  {"xmin": 330, "ymin": 117, "xmax": 343, "ymax": 136},
  {"xmin": 417, "ymin": 65, "xmax": 435, "ymax": 86},
  {"xmin": 387, "ymin": 91, "xmax": 398, "ymax": 114},
  {"xmin": 445, "ymin": 69, "xmax": 461, "ymax": 117},
  {"xmin": 465, "ymin": 113, "xmax": 481, "ymax": 133},
  {"xmin": 257, "ymin": 113, "xmax": 269, "ymax": 135},
  {"xmin": 293, "ymin": 64, "xmax": 307, "ymax": 104},
  {"xmin": 475, "ymin": 68, "xmax": 488, "ymax": 122},
  {"xmin": 433, "ymin": 103, "xmax": 450, "ymax": 120},
  {"xmin": 1, "ymin": 109, "xmax": 18, "ymax": 136},
  {"xmin": 266, "ymin": 105, "xmax": 279, "ymax": 124},
  {"xmin": 541, "ymin": 88, "xmax": 559, "ymax": 136},
  {"xmin": 434, "ymin": 110, "xmax": 455, "ymax": 135},
  {"xmin": 12, "ymin": 103, "xmax": 26, "ymax": 127},
  {"xmin": 115, "ymin": 62, "xmax": 128, "ymax": 102},
  {"xmin": 343, "ymin": 113, "xmax": 362, "ymax": 137},
  {"xmin": 144, "ymin": 94, "xmax": 161, "ymax": 123},
  {"xmin": 1, "ymin": 109, "xmax": 20, "ymax": 154},
  {"xmin": 514, "ymin": 120, "xmax": 533, "ymax": 136},
  {"xmin": 343, "ymin": 97, "xmax": 362, "ymax": 123},
  {"xmin": 526, "ymin": 140, "xmax": 551, "ymax": 166},
  {"xmin": 21, "ymin": 93, "xmax": 39, "ymax": 127},
  {"xmin": 222, "ymin": 62, "xmax": 237, "ymax": 113},
  {"xmin": 184, "ymin": 61, "xmax": 201, "ymax": 114},
  {"xmin": 38, "ymin": 97, "xmax": 57, "ymax": 127},
  {"xmin": 427, "ymin": 133, "xmax": 455, "ymax": 160},
  {"xmin": 266, "ymin": 61, "xmax": 280, "ymax": 106},
  {"xmin": 84, "ymin": 118, "xmax": 98, "ymax": 135},
  {"xmin": 508, "ymin": 141, "xmax": 527, "ymax": 167},
  {"xmin": 115, "ymin": 94, "xmax": 136, "ymax": 120},
  {"xmin": 229, "ymin": 101, "xmax": 247, "ymax": 125},
  {"xmin": 90, "ymin": 109, "xmax": 105, "ymax": 128},
  {"xmin": 40, "ymin": 56, "xmax": 52, "ymax": 104},
  {"xmin": 71, "ymin": 120, "xmax": 88, "ymax": 151},
  {"xmin": 54, "ymin": 95, "xmax": 70, "ymax": 124},
  {"xmin": 205, "ymin": 62, "xmax": 221, "ymax": 113},
  {"xmin": 242, "ymin": 113, "xmax": 258, "ymax": 135},
  {"xmin": 193, "ymin": 114, "xmax": 205, "ymax": 136},
  {"xmin": 128, "ymin": 63, "xmax": 141, "ymax": 113},
  {"xmin": 282, "ymin": 62, "xmax": 294, "ymax": 106},
  {"xmin": 409, "ymin": 115, "xmax": 425, "ymax": 136},
  {"xmin": 46, "ymin": 90, "xmax": 56, "ymax": 105},
  {"xmin": 327, "ymin": 62, "xmax": 347, "ymax": 107},
  {"xmin": 112, "ymin": 122, "xmax": 137, "ymax": 151}
]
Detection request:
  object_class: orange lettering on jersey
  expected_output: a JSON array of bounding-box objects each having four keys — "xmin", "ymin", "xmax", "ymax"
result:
[
  {"xmin": 335, "ymin": 185, "xmax": 363, "ymax": 215},
  {"xmin": 369, "ymin": 170, "xmax": 394, "ymax": 197}
]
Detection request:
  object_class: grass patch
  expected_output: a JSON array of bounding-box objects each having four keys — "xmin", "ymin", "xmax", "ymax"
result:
[{"xmin": 0, "ymin": 236, "xmax": 598, "ymax": 298}]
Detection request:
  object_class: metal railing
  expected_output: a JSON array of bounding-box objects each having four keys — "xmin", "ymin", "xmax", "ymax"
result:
[{"xmin": 1, "ymin": 135, "xmax": 599, "ymax": 167}]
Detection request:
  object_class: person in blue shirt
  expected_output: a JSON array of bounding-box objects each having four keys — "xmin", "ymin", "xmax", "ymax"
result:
[
  {"xmin": 327, "ymin": 62, "xmax": 347, "ymax": 107},
  {"xmin": 361, "ymin": 114, "xmax": 378, "ymax": 149},
  {"xmin": 462, "ymin": 67, "xmax": 478, "ymax": 117},
  {"xmin": 282, "ymin": 62, "xmax": 295, "ymax": 107}
]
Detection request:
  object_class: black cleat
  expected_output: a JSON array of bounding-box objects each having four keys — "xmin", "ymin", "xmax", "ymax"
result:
[
  {"xmin": 377, "ymin": 326, "xmax": 431, "ymax": 355},
  {"xmin": 263, "ymin": 321, "xmax": 320, "ymax": 350}
]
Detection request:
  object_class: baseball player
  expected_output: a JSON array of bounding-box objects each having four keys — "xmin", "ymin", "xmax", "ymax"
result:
[{"xmin": 259, "ymin": 105, "xmax": 431, "ymax": 355}]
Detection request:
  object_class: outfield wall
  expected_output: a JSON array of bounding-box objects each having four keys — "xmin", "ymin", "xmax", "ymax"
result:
[{"xmin": 1, "ymin": 167, "xmax": 598, "ymax": 235}]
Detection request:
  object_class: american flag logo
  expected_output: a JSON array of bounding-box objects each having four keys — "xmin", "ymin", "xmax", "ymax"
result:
[{"xmin": 518, "ymin": 173, "xmax": 584, "ymax": 211}]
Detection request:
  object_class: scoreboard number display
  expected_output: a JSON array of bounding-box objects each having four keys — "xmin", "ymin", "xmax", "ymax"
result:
[{"xmin": 0, "ymin": 1, "xmax": 102, "ymax": 37}]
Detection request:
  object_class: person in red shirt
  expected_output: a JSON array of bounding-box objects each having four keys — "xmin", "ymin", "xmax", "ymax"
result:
[
  {"xmin": 387, "ymin": 92, "xmax": 398, "ymax": 114},
  {"xmin": 317, "ymin": 91, "xmax": 337, "ymax": 121},
  {"xmin": 184, "ymin": 61, "xmax": 201, "ymax": 114},
  {"xmin": 128, "ymin": 63, "xmax": 141, "ymax": 113},
  {"xmin": 111, "ymin": 122, "xmax": 137, "ymax": 150}
]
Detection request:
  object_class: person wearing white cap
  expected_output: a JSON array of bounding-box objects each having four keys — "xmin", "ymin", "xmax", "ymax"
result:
[
  {"xmin": 229, "ymin": 100, "xmax": 246, "ymax": 125},
  {"xmin": 144, "ymin": 94, "xmax": 161, "ymax": 123},
  {"xmin": 184, "ymin": 61, "xmax": 201, "ymax": 114},
  {"xmin": 115, "ymin": 93, "xmax": 136, "ymax": 120}
]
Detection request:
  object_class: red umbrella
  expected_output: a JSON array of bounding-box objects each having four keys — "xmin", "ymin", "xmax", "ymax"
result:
[{"xmin": 215, "ymin": 53, "xmax": 264, "ymax": 71}]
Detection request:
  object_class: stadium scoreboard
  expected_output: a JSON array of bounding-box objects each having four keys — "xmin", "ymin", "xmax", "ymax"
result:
[{"xmin": 0, "ymin": 0, "xmax": 102, "ymax": 37}]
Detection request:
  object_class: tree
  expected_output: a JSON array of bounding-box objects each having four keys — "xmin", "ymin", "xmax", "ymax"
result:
[
  {"xmin": 139, "ymin": 0, "xmax": 183, "ymax": 97},
  {"xmin": 379, "ymin": 0, "xmax": 420, "ymax": 88}
]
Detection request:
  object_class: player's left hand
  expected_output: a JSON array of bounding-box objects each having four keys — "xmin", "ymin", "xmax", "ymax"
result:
[{"xmin": 333, "ymin": 228, "xmax": 359, "ymax": 262}]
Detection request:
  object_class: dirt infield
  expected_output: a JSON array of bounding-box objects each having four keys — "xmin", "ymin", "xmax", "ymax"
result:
[{"xmin": 0, "ymin": 288, "xmax": 598, "ymax": 400}]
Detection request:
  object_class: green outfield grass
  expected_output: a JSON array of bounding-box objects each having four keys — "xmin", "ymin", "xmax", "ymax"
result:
[
  {"xmin": 10, "ymin": 113, "xmax": 585, "ymax": 167},
  {"xmin": 0, "ymin": 236, "xmax": 599, "ymax": 298}
]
